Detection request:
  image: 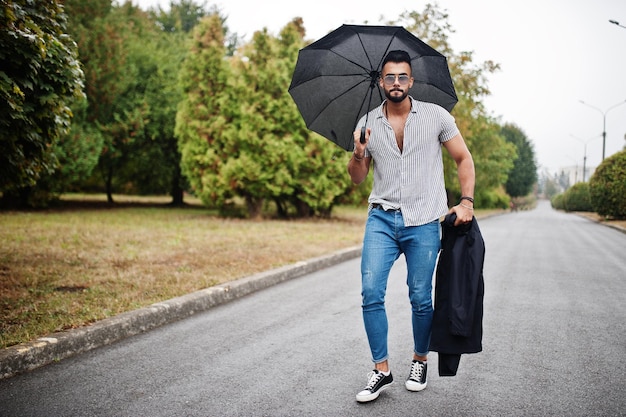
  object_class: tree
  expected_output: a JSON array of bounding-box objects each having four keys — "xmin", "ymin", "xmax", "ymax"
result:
[
  {"xmin": 228, "ymin": 19, "xmax": 351, "ymax": 217},
  {"xmin": 65, "ymin": 1, "xmax": 169, "ymax": 203},
  {"xmin": 63, "ymin": 0, "xmax": 214, "ymax": 205},
  {"xmin": 92, "ymin": 3, "xmax": 157, "ymax": 202},
  {"xmin": 501, "ymin": 123, "xmax": 537, "ymax": 197},
  {"xmin": 136, "ymin": 30, "xmax": 188, "ymax": 203},
  {"xmin": 63, "ymin": 0, "xmax": 139, "ymax": 202},
  {"xmin": 176, "ymin": 14, "xmax": 233, "ymax": 209},
  {"xmin": 275, "ymin": 20, "xmax": 353, "ymax": 216},
  {"xmin": 177, "ymin": 17, "xmax": 352, "ymax": 218},
  {"xmin": 142, "ymin": 0, "xmax": 216, "ymax": 205},
  {"xmin": 0, "ymin": 0, "xmax": 84, "ymax": 202}
]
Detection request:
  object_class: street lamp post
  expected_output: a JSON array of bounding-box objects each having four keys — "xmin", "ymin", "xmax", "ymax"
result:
[
  {"xmin": 579, "ymin": 99, "xmax": 626, "ymax": 161},
  {"xmin": 570, "ymin": 134, "xmax": 601, "ymax": 182}
]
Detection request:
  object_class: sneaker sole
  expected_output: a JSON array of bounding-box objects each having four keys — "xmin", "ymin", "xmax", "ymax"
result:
[
  {"xmin": 405, "ymin": 381, "xmax": 427, "ymax": 392},
  {"xmin": 356, "ymin": 382, "xmax": 393, "ymax": 403}
]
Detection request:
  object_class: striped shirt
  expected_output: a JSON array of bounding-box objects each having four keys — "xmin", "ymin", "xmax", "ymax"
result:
[{"xmin": 359, "ymin": 97, "xmax": 460, "ymax": 227}]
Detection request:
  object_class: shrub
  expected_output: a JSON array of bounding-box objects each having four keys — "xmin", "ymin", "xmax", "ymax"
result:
[
  {"xmin": 475, "ymin": 187, "xmax": 510, "ymax": 209},
  {"xmin": 562, "ymin": 182, "xmax": 593, "ymax": 212},
  {"xmin": 589, "ymin": 150, "xmax": 626, "ymax": 219},
  {"xmin": 551, "ymin": 193, "xmax": 565, "ymax": 210}
]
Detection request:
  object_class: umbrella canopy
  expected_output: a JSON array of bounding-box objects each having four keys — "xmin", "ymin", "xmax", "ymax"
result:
[{"xmin": 288, "ymin": 24, "xmax": 458, "ymax": 151}]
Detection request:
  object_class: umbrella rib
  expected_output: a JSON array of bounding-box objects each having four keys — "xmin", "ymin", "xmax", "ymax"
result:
[
  {"xmin": 352, "ymin": 26, "xmax": 404, "ymax": 75},
  {"xmin": 290, "ymin": 72, "xmax": 371, "ymax": 91},
  {"xmin": 323, "ymin": 48, "xmax": 372, "ymax": 74},
  {"xmin": 351, "ymin": 28, "xmax": 376, "ymax": 74},
  {"xmin": 306, "ymin": 78, "xmax": 372, "ymax": 130}
]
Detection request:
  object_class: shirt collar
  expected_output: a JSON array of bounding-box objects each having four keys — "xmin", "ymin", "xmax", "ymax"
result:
[{"xmin": 376, "ymin": 96, "xmax": 418, "ymax": 119}]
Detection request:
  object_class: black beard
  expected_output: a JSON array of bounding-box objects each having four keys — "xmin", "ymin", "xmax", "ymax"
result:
[{"xmin": 385, "ymin": 88, "xmax": 408, "ymax": 103}]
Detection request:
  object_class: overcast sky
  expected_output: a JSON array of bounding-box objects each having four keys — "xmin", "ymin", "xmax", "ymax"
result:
[{"xmin": 133, "ymin": 0, "xmax": 626, "ymax": 173}]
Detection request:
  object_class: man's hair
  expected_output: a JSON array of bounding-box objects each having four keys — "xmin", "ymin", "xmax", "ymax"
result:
[{"xmin": 381, "ymin": 50, "xmax": 412, "ymax": 70}]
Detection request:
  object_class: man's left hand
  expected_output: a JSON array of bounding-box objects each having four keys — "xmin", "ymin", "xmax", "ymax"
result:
[{"xmin": 450, "ymin": 204, "xmax": 473, "ymax": 226}]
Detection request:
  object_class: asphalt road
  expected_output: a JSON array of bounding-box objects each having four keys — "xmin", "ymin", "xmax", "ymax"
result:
[{"xmin": 1, "ymin": 200, "xmax": 625, "ymax": 416}]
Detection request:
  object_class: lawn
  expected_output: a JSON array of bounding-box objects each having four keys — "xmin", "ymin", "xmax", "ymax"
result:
[{"xmin": 0, "ymin": 195, "xmax": 368, "ymax": 349}]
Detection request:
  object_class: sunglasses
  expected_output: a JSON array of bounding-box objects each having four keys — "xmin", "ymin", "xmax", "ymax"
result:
[{"xmin": 382, "ymin": 74, "xmax": 411, "ymax": 86}]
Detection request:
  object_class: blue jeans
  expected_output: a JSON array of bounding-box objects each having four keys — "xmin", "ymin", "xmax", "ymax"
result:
[{"xmin": 361, "ymin": 207, "xmax": 441, "ymax": 363}]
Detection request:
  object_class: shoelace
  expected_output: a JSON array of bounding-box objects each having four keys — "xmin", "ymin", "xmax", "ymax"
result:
[
  {"xmin": 409, "ymin": 362, "xmax": 424, "ymax": 381},
  {"xmin": 365, "ymin": 371, "xmax": 385, "ymax": 390}
]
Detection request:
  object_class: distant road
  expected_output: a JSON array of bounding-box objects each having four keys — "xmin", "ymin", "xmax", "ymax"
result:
[{"xmin": 1, "ymin": 200, "xmax": 625, "ymax": 416}]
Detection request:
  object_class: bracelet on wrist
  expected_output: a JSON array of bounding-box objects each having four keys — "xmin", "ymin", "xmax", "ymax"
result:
[
  {"xmin": 459, "ymin": 203, "xmax": 474, "ymax": 210},
  {"xmin": 460, "ymin": 196, "xmax": 474, "ymax": 204},
  {"xmin": 353, "ymin": 153, "xmax": 364, "ymax": 161}
]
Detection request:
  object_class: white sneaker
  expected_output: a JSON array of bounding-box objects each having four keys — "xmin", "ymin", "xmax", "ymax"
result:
[
  {"xmin": 356, "ymin": 370, "xmax": 394, "ymax": 402},
  {"xmin": 405, "ymin": 360, "xmax": 427, "ymax": 392}
]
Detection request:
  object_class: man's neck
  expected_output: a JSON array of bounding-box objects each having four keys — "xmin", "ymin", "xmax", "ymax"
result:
[{"xmin": 385, "ymin": 97, "xmax": 411, "ymax": 117}]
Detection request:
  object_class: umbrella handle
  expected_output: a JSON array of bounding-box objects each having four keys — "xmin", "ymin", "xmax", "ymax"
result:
[{"xmin": 360, "ymin": 126, "xmax": 366, "ymax": 144}]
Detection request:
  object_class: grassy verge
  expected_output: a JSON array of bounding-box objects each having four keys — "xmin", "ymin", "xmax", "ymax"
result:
[
  {"xmin": 0, "ymin": 195, "xmax": 369, "ymax": 349},
  {"xmin": 572, "ymin": 211, "xmax": 626, "ymax": 229},
  {"xmin": 0, "ymin": 195, "xmax": 505, "ymax": 349}
]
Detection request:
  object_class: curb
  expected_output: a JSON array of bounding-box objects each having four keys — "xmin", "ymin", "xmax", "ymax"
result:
[
  {"xmin": 574, "ymin": 213, "xmax": 626, "ymax": 234},
  {"xmin": 0, "ymin": 245, "xmax": 362, "ymax": 380}
]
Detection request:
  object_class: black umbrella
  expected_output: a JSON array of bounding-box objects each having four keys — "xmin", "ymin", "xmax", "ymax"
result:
[{"xmin": 288, "ymin": 24, "xmax": 458, "ymax": 151}]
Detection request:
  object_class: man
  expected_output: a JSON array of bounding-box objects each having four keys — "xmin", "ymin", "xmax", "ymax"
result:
[{"xmin": 348, "ymin": 50, "xmax": 475, "ymax": 403}]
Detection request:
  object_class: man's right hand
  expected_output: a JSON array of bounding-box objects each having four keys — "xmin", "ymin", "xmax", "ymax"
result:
[{"xmin": 353, "ymin": 127, "xmax": 370, "ymax": 158}]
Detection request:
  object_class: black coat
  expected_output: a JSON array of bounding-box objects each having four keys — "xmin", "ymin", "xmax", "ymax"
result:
[{"xmin": 429, "ymin": 213, "xmax": 485, "ymax": 376}]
